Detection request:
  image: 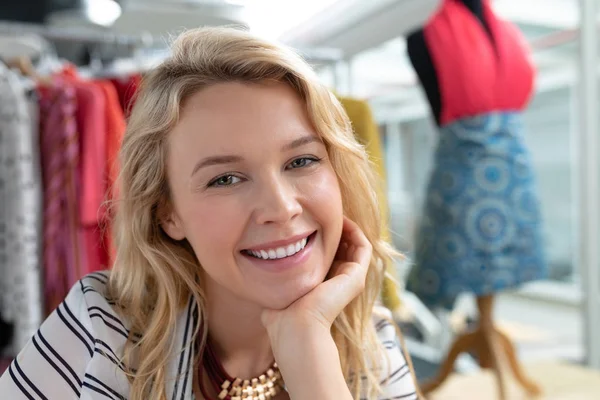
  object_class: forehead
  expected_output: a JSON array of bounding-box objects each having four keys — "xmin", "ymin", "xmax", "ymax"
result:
[{"xmin": 170, "ymin": 81, "xmax": 316, "ymax": 151}]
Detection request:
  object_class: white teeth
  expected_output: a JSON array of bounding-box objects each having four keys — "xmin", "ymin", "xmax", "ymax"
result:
[
  {"xmin": 276, "ymin": 248, "xmax": 286, "ymax": 258},
  {"xmin": 286, "ymin": 244, "xmax": 296, "ymax": 256},
  {"xmin": 246, "ymin": 235, "xmax": 310, "ymax": 260}
]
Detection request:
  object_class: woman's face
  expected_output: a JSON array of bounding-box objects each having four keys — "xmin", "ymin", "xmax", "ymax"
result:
[{"xmin": 163, "ymin": 82, "xmax": 344, "ymax": 309}]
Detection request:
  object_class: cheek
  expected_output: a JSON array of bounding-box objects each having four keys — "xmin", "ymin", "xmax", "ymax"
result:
[
  {"xmin": 180, "ymin": 198, "xmax": 245, "ymax": 262},
  {"xmin": 299, "ymin": 167, "xmax": 344, "ymax": 244}
]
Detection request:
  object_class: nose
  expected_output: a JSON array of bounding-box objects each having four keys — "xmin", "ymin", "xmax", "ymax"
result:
[{"xmin": 253, "ymin": 177, "xmax": 302, "ymax": 225}]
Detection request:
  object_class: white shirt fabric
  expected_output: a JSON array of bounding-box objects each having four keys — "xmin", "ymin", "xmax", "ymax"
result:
[{"xmin": 0, "ymin": 271, "xmax": 418, "ymax": 399}]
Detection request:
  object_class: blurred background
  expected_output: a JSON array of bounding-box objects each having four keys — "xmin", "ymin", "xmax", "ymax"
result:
[{"xmin": 1, "ymin": 0, "xmax": 600, "ymax": 398}]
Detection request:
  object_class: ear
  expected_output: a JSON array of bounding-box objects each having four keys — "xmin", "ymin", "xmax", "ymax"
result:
[{"xmin": 161, "ymin": 210, "xmax": 186, "ymax": 241}]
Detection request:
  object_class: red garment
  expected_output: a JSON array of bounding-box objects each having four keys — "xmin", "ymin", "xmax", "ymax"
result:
[
  {"xmin": 424, "ymin": 0, "xmax": 535, "ymax": 125},
  {"xmin": 38, "ymin": 83, "xmax": 82, "ymax": 315},
  {"xmin": 110, "ymin": 74, "xmax": 142, "ymax": 116},
  {"xmin": 94, "ymin": 80, "xmax": 127, "ymax": 267},
  {"xmin": 58, "ymin": 66, "xmax": 109, "ymax": 275}
]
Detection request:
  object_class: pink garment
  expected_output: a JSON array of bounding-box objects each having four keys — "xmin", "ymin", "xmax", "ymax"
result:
[
  {"xmin": 38, "ymin": 83, "xmax": 81, "ymax": 316},
  {"xmin": 424, "ymin": 0, "xmax": 536, "ymax": 125},
  {"xmin": 71, "ymin": 81, "xmax": 108, "ymax": 276}
]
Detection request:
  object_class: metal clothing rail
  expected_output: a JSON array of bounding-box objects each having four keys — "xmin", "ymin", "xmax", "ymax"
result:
[
  {"xmin": 0, "ymin": 20, "xmax": 154, "ymax": 49},
  {"xmin": 0, "ymin": 20, "xmax": 344, "ymax": 63}
]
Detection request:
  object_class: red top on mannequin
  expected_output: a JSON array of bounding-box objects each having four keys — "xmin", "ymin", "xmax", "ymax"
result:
[{"xmin": 414, "ymin": 0, "xmax": 536, "ymax": 125}]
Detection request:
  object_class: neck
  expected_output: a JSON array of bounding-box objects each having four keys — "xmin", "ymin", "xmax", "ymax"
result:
[{"xmin": 203, "ymin": 274, "xmax": 274, "ymax": 379}]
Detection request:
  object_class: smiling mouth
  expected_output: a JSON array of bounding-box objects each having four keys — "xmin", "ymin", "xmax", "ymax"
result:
[{"xmin": 242, "ymin": 232, "xmax": 315, "ymax": 260}]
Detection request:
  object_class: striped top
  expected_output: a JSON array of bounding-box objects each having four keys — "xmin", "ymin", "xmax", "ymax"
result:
[{"xmin": 0, "ymin": 272, "xmax": 418, "ymax": 399}]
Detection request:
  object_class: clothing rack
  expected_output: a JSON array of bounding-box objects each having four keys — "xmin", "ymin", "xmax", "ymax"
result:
[
  {"xmin": 0, "ymin": 21, "xmax": 344, "ymax": 64},
  {"xmin": 0, "ymin": 20, "xmax": 154, "ymax": 51}
]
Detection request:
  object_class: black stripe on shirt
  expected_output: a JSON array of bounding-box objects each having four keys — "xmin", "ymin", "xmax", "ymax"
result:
[
  {"xmin": 376, "ymin": 319, "xmax": 393, "ymax": 332},
  {"xmin": 62, "ymin": 300, "xmax": 95, "ymax": 344},
  {"xmin": 383, "ymin": 392, "xmax": 418, "ymax": 400},
  {"xmin": 56, "ymin": 305, "xmax": 93, "ymax": 357},
  {"xmin": 85, "ymin": 275, "xmax": 109, "ymax": 286},
  {"xmin": 388, "ymin": 365, "xmax": 410, "ymax": 385},
  {"xmin": 86, "ymin": 272, "xmax": 109, "ymax": 284},
  {"xmin": 87, "ymin": 306, "xmax": 129, "ymax": 333},
  {"xmin": 89, "ymin": 312, "xmax": 129, "ymax": 339},
  {"xmin": 12, "ymin": 359, "xmax": 49, "ymax": 400},
  {"xmin": 86, "ymin": 305, "xmax": 141, "ymax": 340},
  {"xmin": 382, "ymin": 339, "xmax": 397, "ymax": 350},
  {"xmin": 381, "ymin": 364, "xmax": 409, "ymax": 385},
  {"xmin": 173, "ymin": 296, "xmax": 194, "ymax": 400},
  {"xmin": 84, "ymin": 374, "xmax": 127, "ymax": 400},
  {"xmin": 94, "ymin": 348, "xmax": 128, "ymax": 374},
  {"xmin": 38, "ymin": 331, "xmax": 83, "ymax": 387},
  {"xmin": 32, "ymin": 335, "xmax": 81, "ymax": 396},
  {"xmin": 8, "ymin": 363, "xmax": 36, "ymax": 400},
  {"xmin": 93, "ymin": 340, "xmax": 133, "ymax": 374},
  {"xmin": 83, "ymin": 381, "xmax": 118, "ymax": 400}
]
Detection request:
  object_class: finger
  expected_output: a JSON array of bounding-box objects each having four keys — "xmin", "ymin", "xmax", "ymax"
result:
[
  {"xmin": 341, "ymin": 217, "xmax": 372, "ymax": 267},
  {"xmin": 335, "ymin": 240, "xmax": 349, "ymax": 261},
  {"xmin": 310, "ymin": 261, "xmax": 368, "ymax": 324}
]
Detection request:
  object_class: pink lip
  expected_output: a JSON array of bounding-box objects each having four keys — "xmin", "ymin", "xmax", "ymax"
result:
[
  {"xmin": 243, "ymin": 231, "xmax": 314, "ymax": 252},
  {"xmin": 241, "ymin": 232, "xmax": 316, "ymax": 273}
]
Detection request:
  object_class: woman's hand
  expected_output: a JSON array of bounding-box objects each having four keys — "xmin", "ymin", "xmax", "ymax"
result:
[{"xmin": 261, "ymin": 216, "xmax": 373, "ymax": 399}]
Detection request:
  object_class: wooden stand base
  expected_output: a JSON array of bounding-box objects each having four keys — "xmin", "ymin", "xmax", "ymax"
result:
[{"xmin": 421, "ymin": 295, "xmax": 542, "ymax": 399}]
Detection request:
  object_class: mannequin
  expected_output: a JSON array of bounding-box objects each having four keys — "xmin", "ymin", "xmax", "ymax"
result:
[
  {"xmin": 406, "ymin": 1, "xmax": 545, "ymax": 398},
  {"xmin": 407, "ymin": 0, "xmax": 490, "ymax": 126}
]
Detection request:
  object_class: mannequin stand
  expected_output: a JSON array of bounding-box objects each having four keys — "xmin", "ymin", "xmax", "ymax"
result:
[{"xmin": 422, "ymin": 295, "xmax": 542, "ymax": 399}]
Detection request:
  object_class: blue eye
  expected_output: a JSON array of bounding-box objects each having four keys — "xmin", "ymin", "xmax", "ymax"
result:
[
  {"xmin": 288, "ymin": 157, "xmax": 320, "ymax": 169},
  {"xmin": 208, "ymin": 175, "xmax": 242, "ymax": 187}
]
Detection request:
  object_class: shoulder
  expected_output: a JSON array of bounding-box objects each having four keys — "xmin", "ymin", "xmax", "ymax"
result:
[
  {"xmin": 371, "ymin": 306, "xmax": 419, "ymax": 400},
  {"xmin": 0, "ymin": 271, "xmax": 132, "ymax": 398},
  {"xmin": 69, "ymin": 271, "xmax": 133, "ymax": 341}
]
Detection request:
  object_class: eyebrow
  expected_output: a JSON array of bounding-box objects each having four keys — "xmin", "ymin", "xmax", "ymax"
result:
[{"xmin": 190, "ymin": 135, "xmax": 322, "ymax": 177}]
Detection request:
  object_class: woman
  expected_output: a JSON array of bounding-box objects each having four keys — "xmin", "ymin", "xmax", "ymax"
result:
[{"xmin": 0, "ymin": 27, "xmax": 419, "ymax": 400}]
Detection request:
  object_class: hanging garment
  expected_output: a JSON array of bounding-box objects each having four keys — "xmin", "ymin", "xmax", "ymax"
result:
[
  {"xmin": 338, "ymin": 95, "xmax": 402, "ymax": 312},
  {"xmin": 110, "ymin": 73, "xmax": 142, "ymax": 116},
  {"xmin": 0, "ymin": 64, "xmax": 44, "ymax": 355},
  {"xmin": 76, "ymin": 81, "xmax": 109, "ymax": 276},
  {"xmin": 38, "ymin": 82, "xmax": 82, "ymax": 316},
  {"xmin": 95, "ymin": 79, "xmax": 127, "ymax": 267},
  {"xmin": 406, "ymin": 0, "xmax": 547, "ymax": 309}
]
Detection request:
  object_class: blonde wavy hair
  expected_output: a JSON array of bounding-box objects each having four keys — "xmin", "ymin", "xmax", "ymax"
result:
[{"xmin": 107, "ymin": 26, "xmax": 401, "ymax": 400}]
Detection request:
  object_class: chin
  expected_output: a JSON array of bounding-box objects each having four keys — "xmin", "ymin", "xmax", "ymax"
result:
[{"xmin": 260, "ymin": 277, "xmax": 321, "ymax": 310}]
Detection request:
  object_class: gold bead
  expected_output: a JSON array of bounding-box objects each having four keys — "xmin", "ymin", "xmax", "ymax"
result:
[
  {"xmin": 259, "ymin": 374, "xmax": 267, "ymax": 384},
  {"xmin": 243, "ymin": 380, "xmax": 250, "ymax": 388},
  {"xmin": 266, "ymin": 369, "xmax": 274, "ymax": 378},
  {"xmin": 222, "ymin": 380, "xmax": 231, "ymax": 390},
  {"xmin": 258, "ymin": 395, "xmax": 265, "ymax": 400},
  {"xmin": 232, "ymin": 397, "xmax": 241, "ymax": 400},
  {"xmin": 233, "ymin": 378, "xmax": 242, "ymax": 387},
  {"xmin": 251, "ymin": 378, "xmax": 258, "ymax": 387},
  {"xmin": 218, "ymin": 389, "xmax": 228, "ymax": 399}
]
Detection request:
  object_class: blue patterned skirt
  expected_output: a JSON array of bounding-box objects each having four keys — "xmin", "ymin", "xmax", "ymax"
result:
[{"xmin": 406, "ymin": 112, "xmax": 547, "ymax": 309}]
